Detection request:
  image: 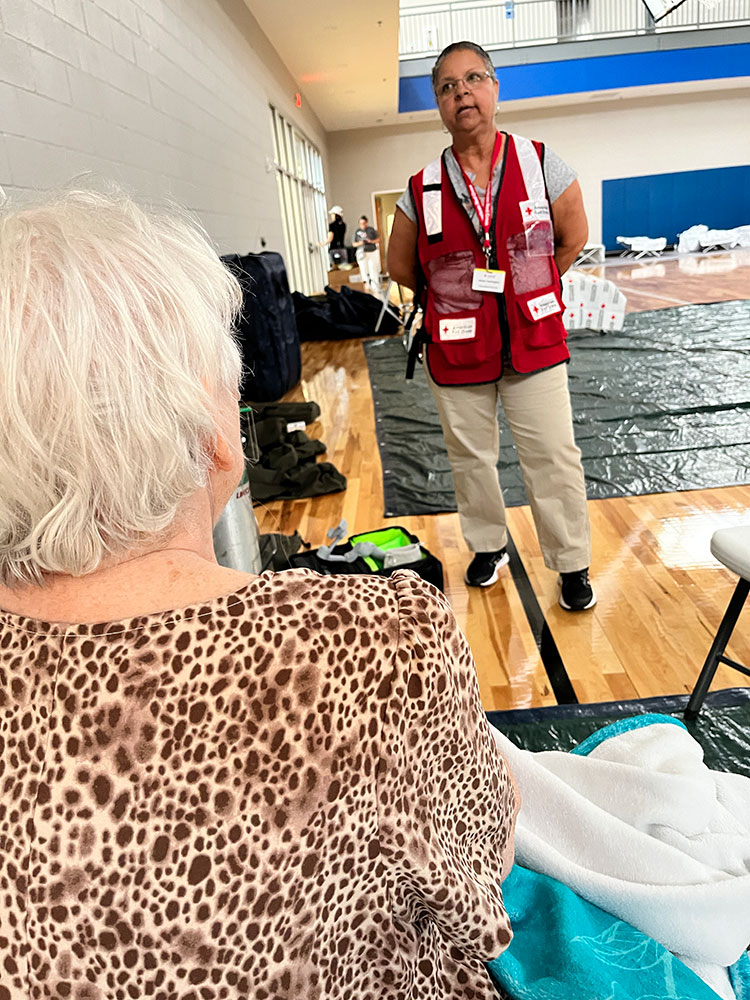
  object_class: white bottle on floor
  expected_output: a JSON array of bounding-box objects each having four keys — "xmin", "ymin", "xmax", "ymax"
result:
[{"xmin": 212, "ymin": 465, "xmax": 262, "ymax": 574}]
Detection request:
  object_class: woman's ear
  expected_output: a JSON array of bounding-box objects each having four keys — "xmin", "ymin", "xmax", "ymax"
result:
[{"xmin": 211, "ymin": 431, "xmax": 236, "ymax": 472}]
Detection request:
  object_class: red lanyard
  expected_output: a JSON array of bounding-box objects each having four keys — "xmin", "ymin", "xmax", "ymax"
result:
[{"xmin": 455, "ymin": 131, "xmax": 503, "ymax": 264}]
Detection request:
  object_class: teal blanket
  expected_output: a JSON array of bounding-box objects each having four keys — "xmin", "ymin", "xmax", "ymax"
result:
[{"xmin": 487, "ymin": 864, "xmax": 750, "ymax": 1000}]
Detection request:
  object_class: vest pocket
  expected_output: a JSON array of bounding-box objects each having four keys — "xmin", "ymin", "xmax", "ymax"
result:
[
  {"xmin": 425, "ymin": 250, "xmax": 483, "ymax": 313},
  {"xmin": 506, "ymin": 233, "xmax": 556, "ymax": 294},
  {"xmin": 427, "ymin": 305, "xmax": 500, "ymax": 369},
  {"xmin": 514, "ymin": 285, "xmax": 566, "ymax": 348}
]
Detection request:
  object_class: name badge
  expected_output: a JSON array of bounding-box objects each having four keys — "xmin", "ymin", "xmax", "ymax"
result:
[
  {"xmin": 519, "ymin": 199, "xmax": 551, "ymax": 223},
  {"xmin": 527, "ymin": 291, "xmax": 562, "ymax": 321},
  {"xmin": 437, "ymin": 317, "xmax": 476, "ymax": 342},
  {"xmin": 472, "ymin": 268, "xmax": 506, "ymax": 293}
]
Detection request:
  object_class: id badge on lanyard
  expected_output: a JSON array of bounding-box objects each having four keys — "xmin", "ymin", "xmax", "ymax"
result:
[
  {"xmin": 472, "ymin": 268, "xmax": 505, "ymax": 293},
  {"xmin": 457, "ymin": 133, "xmax": 507, "ymax": 293}
]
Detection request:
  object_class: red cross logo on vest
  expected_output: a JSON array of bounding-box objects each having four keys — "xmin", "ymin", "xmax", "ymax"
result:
[
  {"xmin": 525, "ymin": 206, "xmax": 533, "ymax": 216},
  {"xmin": 532, "ymin": 305, "xmax": 539, "ymax": 314},
  {"xmin": 442, "ymin": 325, "xmax": 449, "ymax": 335}
]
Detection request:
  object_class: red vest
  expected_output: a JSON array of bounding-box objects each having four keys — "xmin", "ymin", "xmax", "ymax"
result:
[{"xmin": 410, "ymin": 133, "xmax": 569, "ymax": 386}]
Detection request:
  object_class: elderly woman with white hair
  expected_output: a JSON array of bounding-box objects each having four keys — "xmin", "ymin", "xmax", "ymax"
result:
[{"xmin": 0, "ymin": 190, "xmax": 518, "ymax": 999}]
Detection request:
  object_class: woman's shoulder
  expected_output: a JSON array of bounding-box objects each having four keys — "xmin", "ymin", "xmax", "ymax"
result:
[
  {"xmin": 0, "ymin": 569, "xmax": 447, "ymax": 641},
  {"xmin": 252, "ymin": 568, "xmax": 451, "ymax": 637},
  {"xmin": 258, "ymin": 566, "xmax": 444, "ymax": 616}
]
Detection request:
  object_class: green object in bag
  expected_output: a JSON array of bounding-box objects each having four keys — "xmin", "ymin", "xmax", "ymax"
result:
[
  {"xmin": 349, "ymin": 527, "xmax": 426, "ymax": 571},
  {"xmin": 289, "ymin": 523, "xmax": 444, "ymax": 592}
]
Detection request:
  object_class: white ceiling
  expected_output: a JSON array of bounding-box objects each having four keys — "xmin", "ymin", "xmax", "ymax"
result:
[{"xmin": 245, "ymin": 0, "xmax": 403, "ymax": 132}]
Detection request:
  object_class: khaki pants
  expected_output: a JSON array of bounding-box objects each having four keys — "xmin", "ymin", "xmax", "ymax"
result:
[{"xmin": 428, "ymin": 363, "xmax": 591, "ymax": 573}]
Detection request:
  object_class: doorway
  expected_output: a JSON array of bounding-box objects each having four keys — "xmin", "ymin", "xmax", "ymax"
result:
[{"xmin": 373, "ymin": 190, "xmax": 406, "ymax": 278}]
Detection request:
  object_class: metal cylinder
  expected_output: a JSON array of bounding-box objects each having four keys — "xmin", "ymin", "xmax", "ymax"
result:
[{"xmin": 212, "ymin": 466, "xmax": 263, "ymax": 574}]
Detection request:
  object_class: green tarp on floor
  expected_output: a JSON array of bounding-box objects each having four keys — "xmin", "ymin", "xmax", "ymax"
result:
[{"xmin": 486, "ymin": 688, "xmax": 750, "ymax": 778}]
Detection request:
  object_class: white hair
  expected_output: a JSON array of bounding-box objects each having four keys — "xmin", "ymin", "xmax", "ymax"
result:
[{"xmin": 0, "ymin": 188, "xmax": 243, "ymax": 586}]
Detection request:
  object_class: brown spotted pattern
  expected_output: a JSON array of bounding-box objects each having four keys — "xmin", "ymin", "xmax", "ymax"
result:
[{"xmin": 0, "ymin": 569, "xmax": 516, "ymax": 999}]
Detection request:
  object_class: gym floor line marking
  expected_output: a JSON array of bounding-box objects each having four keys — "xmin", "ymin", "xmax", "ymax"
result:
[{"xmin": 505, "ymin": 531, "xmax": 578, "ymax": 706}]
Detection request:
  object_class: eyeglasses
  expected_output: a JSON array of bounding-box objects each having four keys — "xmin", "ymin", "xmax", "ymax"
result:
[{"xmin": 436, "ymin": 70, "xmax": 495, "ymax": 99}]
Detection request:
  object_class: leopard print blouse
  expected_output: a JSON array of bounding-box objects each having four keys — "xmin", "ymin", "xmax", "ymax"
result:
[{"xmin": 0, "ymin": 569, "xmax": 517, "ymax": 999}]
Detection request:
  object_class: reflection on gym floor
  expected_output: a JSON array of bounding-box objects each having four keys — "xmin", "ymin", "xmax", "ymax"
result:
[{"xmin": 255, "ymin": 249, "xmax": 750, "ymax": 710}]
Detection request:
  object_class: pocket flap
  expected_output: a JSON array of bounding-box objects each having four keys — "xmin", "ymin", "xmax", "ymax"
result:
[{"xmin": 516, "ymin": 287, "xmax": 563, "ymax": 323}]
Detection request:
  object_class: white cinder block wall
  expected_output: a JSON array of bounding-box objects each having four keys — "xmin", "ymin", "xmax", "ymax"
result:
[
  {"xmin": 0, "ymin": 0, "xmax": 329, "ymax": 256},
  {"xmin": 328, "ymin": 86, "xmax": 750, "ymax": 245}
]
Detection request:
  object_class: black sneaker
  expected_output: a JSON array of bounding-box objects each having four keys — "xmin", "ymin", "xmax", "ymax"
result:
[
  {"xmin": 465, "ymin": 549, "xmax": 509, "ymax": 587},
  {"xmin": 559, "ymin": 569, "xmax": 597, "ymax": 611}
]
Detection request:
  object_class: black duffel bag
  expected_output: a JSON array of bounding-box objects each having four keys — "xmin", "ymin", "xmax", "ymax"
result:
[
  {"xmin": 289, "ymin": 525, "xmax": 443, "ymax": 592},
  {"xmin": 292, "ymin": 285, "xmax": 401, "ymax": 341}
]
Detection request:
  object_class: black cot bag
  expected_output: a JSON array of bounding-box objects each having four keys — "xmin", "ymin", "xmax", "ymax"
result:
[
  {"xmin": 223, "ymin": 251, "xmax": 301, "ymax": 402},
  {"xmin": 289, "ymin": 525, "xmax": 444, "ymax": 592}
]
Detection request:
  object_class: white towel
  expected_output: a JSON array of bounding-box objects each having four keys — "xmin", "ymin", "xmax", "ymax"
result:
[{"xmin": 492, "ymin": 719, "xmax": 750, "ymax": 999}]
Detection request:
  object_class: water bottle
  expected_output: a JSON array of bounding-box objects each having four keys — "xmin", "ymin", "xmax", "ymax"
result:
[{"xmin": 212, "ymin": 463, "xmax": 262, "ymax": 573}]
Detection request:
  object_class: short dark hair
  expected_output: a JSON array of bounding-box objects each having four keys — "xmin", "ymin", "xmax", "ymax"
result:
[
  {"xmin": 431, "ymin": 41, "xmax": 496, "ymax": 95},
  {"xmin": 359, "ymin": 215, "xmax": 368, "ymax": 223}
]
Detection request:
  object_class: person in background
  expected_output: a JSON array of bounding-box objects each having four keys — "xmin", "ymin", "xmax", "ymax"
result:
[
  {"xmin": 321, "ymin": 203, "xmax": 347, "ymax": 266},
  {"xmin": 387, "ymin": 40, "xmax": 595, "ymax": 612},
  {"xmin": 0, "ymin": 188, "xmax": 519, "ymax": 998},
  {"xmin": 353, "ymin": 214, "xmax": 382, "ymax": 292}
]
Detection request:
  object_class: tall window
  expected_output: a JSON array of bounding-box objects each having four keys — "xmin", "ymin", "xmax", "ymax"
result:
[{"xmin": 270, "ymin": 106, "xmax": 328, "ymax": 295}]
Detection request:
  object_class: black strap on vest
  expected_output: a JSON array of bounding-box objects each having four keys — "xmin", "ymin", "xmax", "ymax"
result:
[
  {"xmin": 404, "ymin": 170, "xmax": 435, "ymax": 380},
  {"xmin": 405, "ymin": 323, "xmax": 427, "ymax": 380},
  {"xmin": 405, "ymin": 279, "xmax": 428, "ymax": 381}
]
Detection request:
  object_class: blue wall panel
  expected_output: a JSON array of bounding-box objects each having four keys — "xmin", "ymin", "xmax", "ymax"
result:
[
  {"xmin": 601, "ymin": 165, "xmax": 750, "ymax": 250},
  {"xmin": 399, "ymin": 43, "xmax": 750, "ymax": 112}
]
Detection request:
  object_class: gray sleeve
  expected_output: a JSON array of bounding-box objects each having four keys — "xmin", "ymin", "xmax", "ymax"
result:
[
  {"xmin": 543, "ymin": 147, "xmax": 577, "ymax": 203},
  {"xmin": 396, "ymin": 186, "xmax": 416, "ymax": 223}
]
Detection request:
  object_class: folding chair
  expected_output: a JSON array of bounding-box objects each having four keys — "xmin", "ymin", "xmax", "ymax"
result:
[
  {"xmin": 375, "ymin": 278, "xmax": 412, "ymax": 334},
  {"xmin": 684, "ymin": 526, "xmax": 750, "ymax": 720}
]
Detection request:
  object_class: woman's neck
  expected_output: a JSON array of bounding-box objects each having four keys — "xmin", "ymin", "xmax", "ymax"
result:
[
  {"xmin": 452, "ymin": 128, "xmax": 501, "ymax": 184},
  {"xmin": 0, "ymin": 548, "xmax": 254, "ymax": 625},
  {"xmin": 453, "ymin": 125, "xmax": 497, "ymax": 163},
  {"xmin": 0, "ymin": 489, "xmax": 254, "ymax": 625}
]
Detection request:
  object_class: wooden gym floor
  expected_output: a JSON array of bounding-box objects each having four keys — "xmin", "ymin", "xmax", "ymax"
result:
[{"xmin": 254, "ymin": 249, "xmax": 750, "ymax": 712}]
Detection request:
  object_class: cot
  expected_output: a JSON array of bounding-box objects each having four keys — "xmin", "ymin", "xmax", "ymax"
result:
[{"xmin": 617, "ymin": 236, "xmax": 668, "ymax": 259}]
